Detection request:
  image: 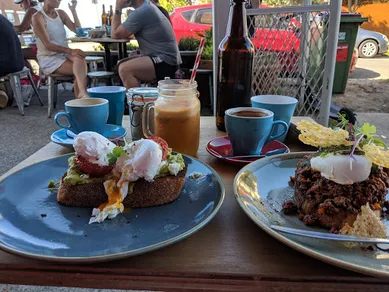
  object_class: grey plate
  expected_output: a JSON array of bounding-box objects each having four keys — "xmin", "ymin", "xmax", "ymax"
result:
[
  {"xmin": 234, "ymin": 152, "xmax": 389, "ymax": 278},
  {"xmin": 0, "ymin": 154, "xmax": 224, "ymax": 263}
]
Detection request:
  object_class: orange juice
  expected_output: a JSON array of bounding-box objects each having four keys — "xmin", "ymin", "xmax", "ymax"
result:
[{"xmin": 154, "ymin": 97, "xmax": 200, "ymax": 156}]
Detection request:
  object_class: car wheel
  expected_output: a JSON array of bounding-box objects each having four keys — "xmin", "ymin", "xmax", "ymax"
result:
[{"xmin": 358, "ymin": 39, "xmax": 379, "ymax": 58}]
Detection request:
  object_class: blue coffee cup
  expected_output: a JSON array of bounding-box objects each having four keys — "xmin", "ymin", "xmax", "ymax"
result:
[
  {"xmin": 54, "ymin": 98, "xmax": 109, "ymax": 134},
  {"xmin": 225, "ymin": 107, "xmax": 288, "ymax": 155},
  {"xmin": 76, "ymin": 27, "xmax": 91, "ymax": 37},
  {"xmin": 251, "ymin": 95, "xmax": 298, "ymax": 143},
  {"xmin": 87, "ymin": 86, "xmax": 126, "ymax": 126}
]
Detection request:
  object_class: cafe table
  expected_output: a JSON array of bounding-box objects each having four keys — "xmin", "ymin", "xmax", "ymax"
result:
[
  {"xmin": 1, "ymin": 116, "xmax": 389, "ymax": 291},
  {"xmin": 68, "ymin": 37, "xmax": 129, "ymax": 72}
]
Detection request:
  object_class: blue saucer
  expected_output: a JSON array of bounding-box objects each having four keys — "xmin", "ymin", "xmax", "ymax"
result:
[{"xmin": 51, "ymin": 124, "xmax": 127, "ymax": 148}]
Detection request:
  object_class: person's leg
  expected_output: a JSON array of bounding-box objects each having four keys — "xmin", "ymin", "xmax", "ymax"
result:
[
  {"xmin": 54, "ymin": 60, "xmax": 80, "ymax": 98},
  {"xmin": 22, "ymin": 47, "xmax": 37, "ymax": 75},
  {"xmin": 67, "ymin": 55, "xmax": 88, "ymax": 98},
  {"xmin": 118, "ymin": 56, "xmax": 156, "ymax": 89}
]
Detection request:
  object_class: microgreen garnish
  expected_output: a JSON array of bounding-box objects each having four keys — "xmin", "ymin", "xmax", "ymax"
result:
[
  {"xmin": 107, "ymin": 146, "xmax": 124, "ymax": 165},
  {"xmin": 335, "ymin": 113, "xmax": 387, "ymax": 158}
]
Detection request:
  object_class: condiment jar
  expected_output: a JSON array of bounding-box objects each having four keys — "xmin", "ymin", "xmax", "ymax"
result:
[{"xmin": 126, "ymin": 87, "xmax": 158, "ymax": 140}]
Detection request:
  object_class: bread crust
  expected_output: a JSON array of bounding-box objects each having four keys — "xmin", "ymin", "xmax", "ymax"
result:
[{"xmin": 57, "ymin": 166, "xmax": 187, "ymax": 208}]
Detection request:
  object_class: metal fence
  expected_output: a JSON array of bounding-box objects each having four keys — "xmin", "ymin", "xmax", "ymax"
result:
[{"xmin": 247, "ymin": 2, "xmax": 341, "ymax": 125}]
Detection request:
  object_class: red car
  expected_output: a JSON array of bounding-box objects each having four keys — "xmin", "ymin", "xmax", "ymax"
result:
[{"xmin": 171, "ymin": 4, "xmax": 301, "ymax": 72}]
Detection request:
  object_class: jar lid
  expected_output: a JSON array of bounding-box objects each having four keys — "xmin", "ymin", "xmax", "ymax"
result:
[{"xmin": 127, "ymin": 87, "xmax": 158, "ymax": 102}]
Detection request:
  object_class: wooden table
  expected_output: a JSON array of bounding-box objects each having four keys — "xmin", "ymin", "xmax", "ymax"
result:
[
  {"xmin": 1, "ymin": 117, "xmax": 389, "ymax": 291},
  {"xmin": 68, "ymin": 37, "xmax": 129, "ymax": 71}
]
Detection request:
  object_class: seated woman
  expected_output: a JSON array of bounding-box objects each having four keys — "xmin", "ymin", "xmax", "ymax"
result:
[
  {"xmin": 14, "ymin": 0, "xmax": 42, "ymax": 33},
  {"xmin": 32, "ymin": 0, "xmax": 88, "ymax": 98},
  {"xmin": 14, "ymin": 0, "xmax": 42, "ymax": 75}
]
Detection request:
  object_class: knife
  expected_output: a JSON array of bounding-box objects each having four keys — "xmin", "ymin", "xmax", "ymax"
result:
[
  {"xmin": 270, "ymin": 225, "xmax": 389, "ymax": 244},
  {"xmin": 221, "ymin": 148, "xmax": 288, "ymax": 159}
]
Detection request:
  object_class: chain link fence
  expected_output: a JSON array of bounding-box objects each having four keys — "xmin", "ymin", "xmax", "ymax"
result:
[{"xmin": 247, "ymin": 4, "xmax": 339, "ymax": 125}]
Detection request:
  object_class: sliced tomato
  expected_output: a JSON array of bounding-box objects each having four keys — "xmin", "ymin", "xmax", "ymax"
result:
[
  {"xmin": 74, "ymin": 155, "xmax": 113, "ymax": 177},
  {"xmin": 148, "ymin": 136, "xmax": 168, "ymax": 161}
]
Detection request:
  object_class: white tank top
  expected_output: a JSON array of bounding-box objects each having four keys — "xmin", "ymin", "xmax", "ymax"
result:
[{"xmin": 36, "ymin": 9, "xmax": 68, "ymax": 57}]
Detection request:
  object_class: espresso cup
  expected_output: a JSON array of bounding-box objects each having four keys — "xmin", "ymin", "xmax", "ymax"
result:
[
  {"xmin": 225, "ymin": 107, "xmax": 288, "ymax": 155},
  {"xmin": 251, "ymin": 95, "xmax": 298, "ymax": 142},
  {"xmin": 54, "ymin": 98, "xmax": 109, "ymax": 134}
]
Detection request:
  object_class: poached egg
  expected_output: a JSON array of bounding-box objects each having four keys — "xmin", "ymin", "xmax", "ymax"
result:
[
  {"xmin": 310, "ymin": 154, "xmax": 372, "ymax": 185},
  {"xmin": 73, "ymin": 131, "xmax": 116, "ymax": 166},
  {"xmin": 89, "ymin": 139, "xmax": 163, "ymax": 224}
]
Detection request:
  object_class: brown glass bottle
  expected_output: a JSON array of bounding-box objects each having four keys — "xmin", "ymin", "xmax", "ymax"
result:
[
  {"xmin": 109, "ymin": 5, "xmax": 114, "ymax": 26},
  {"xmin": 101, "ymin": 4, "xmax": 107, "ymax": 27},
  {"xmin": 216, "ymin": 0, "xmax": 254, "ymax": 131}
]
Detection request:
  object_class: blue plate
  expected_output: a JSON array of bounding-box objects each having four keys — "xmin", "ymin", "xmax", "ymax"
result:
[
  {"xmin": 234, "ymin": 152, "xmax": 389, "ymax": 278},
  {"xmin": 0, "ymin": 154, "xmax": 224, "ymax": 263},
  {"xmin": 51, "ymin": 124, "xmax": 127, "ymax": 148}
]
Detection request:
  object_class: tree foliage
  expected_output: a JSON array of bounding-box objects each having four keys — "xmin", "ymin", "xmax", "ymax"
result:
[
  {"xmin": 159, "ymin": 0, "xmax": 212, "ymax": 13},
  {"xmin": 159, "ymin": 0, "xmax": 191, "ymax": 13}
]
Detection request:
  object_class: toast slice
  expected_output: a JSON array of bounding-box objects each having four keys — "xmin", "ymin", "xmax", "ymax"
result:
[{"xmin": 57, "ymin": 166, "xmax": 188, "ymax": 208}]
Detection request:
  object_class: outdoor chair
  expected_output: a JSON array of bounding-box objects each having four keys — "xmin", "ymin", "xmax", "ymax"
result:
[
  {"xmin": 85, "ymin": 56, "xmax": 106, "ymax": 72},
  {"xmin": 87, "ymin": 71, "xmax": 115, "ymax": 87},
  {"xmin": 0, "ymin": 67, "xmax": 43, "ymax": 116},
  {"xmin": 47, "ymin": 74, "xmax": 74, "ymax": 118}
]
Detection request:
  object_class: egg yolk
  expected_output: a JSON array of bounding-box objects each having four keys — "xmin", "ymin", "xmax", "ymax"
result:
[{"xmin": 98, "ymin": 180, "xmax": 125, "ymax": 211}]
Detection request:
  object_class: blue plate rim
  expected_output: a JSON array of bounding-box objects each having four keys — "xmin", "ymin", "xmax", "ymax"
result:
[
  {"xmin": 0, "ymin": 153, "xmax": 225, "ymax": 263},
  {"xmin": 50, "ymin": 125, "xmax": 127, "ymax": 148},
  {"xmin": 233, "ymin": 151, "xmax": 389, "ymax": 278}
]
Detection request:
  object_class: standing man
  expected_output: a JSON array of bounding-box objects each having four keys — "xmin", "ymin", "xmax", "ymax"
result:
[
  {"xmin": 151, "ymin": 0, "xmax": 171, "ymax": 23},
  {"xmin": 112, "ymin": 0, "xmax": 181, "ymax": 89}
]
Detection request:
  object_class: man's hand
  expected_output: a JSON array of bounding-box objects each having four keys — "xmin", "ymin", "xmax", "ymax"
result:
[
  {"xmin": 69, "ymin": 49, "xmax": 85, "ymax": 59},
  {"xmin": 68, "ymin": 0, "xmax": 77, "ymax": 12},
  {"xmin": 116, "ymin": 0, "xmax": 131, "ymax": 10}
]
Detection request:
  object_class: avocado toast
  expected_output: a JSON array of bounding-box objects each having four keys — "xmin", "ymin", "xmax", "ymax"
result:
[{"xmin": 56, "ymin": 132, "xmax": 187, "ymax": 224}]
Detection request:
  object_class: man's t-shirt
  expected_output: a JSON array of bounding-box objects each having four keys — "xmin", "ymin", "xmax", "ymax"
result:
[
  {"xmin": 0, "ymin": 15, "xmax": 24, "ymax": 76},
  {"xmin": 123, "ymin": 2, "xmax": 181, "ymax": 66},
  {"xmin": 157, "ymin": 6, "xmax": 171, "ymax": 23}
]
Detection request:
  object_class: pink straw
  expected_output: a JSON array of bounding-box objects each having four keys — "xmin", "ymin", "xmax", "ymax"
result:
[{"xmin": 190, "ymin": 37, "xmax": 206, "ymax": 83}]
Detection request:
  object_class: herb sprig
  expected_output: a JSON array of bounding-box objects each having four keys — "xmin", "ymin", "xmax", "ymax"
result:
[
  {"xmin": 107, "ymin": 147, "xmax": 124, "ymax": 165},
  {"xmin": 336, "ymin": 113, "xmax": 387, "ymax": 158}
]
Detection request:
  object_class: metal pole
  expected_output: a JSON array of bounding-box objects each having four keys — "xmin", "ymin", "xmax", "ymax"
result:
[
  {"xmin": 318, "ymin": 0, "xmax": 341, "ymax": 126},
  {"xmin": 297, "ymin": 0, "xmax": 312, "ymax": 114}
]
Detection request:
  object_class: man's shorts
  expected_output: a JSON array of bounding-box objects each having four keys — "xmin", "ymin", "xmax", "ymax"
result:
[{"xmin": 150, "ymin": 56, "xmax": 178, "ymax": 81}]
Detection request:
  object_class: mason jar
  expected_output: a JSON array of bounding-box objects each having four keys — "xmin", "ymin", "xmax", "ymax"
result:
[
  {"xmin": 142, "ymin": 79, "xmax": 200, "ymax": 156},
  {"xmin": 126, "ymin": 87, "xmax": 158, "ymax": 140}
]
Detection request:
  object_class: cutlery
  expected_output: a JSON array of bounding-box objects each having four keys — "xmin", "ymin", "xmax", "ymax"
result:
[
  {"xmin": 270, "ymin": 225, "xmax": 389, "ymax": 244},
  {"xmin": 221, "ymin": 148, "xmax": 288, "ymax": 159}
]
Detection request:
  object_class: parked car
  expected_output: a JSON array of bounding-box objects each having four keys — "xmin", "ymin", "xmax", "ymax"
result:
[
  {"xmin": 356, "ymin": 28, "xmax": 389, "ymax": 58},
  {"xmin": 171, "ymin": 4, "xmax": 301, "ymax": 72},
  {"xmin": 170, "ymin": 4, "xmax": 212, "ymax": 41}
]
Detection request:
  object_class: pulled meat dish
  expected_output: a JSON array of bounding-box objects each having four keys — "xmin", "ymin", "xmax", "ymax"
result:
[{"xmin": 286, "ymin": 155, "xmax": 389, "ymax": 230}]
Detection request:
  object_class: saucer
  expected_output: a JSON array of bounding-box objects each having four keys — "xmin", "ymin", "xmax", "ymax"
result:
[
  {"xmin": 51, "ymin": 124, "xmax": 127, "ymax": 148},
  {"xmin": 206, "ymin": 136, "xmax": 290, "ymax": 166}
]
